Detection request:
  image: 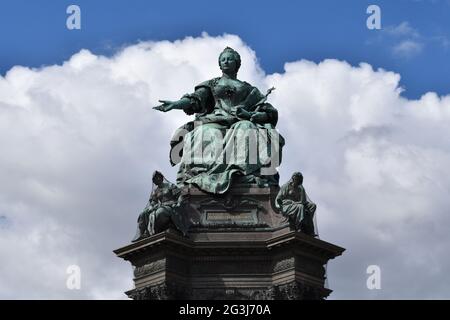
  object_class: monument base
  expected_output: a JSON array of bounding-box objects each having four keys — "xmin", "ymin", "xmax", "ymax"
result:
[{"xmin": 114, "ymin": 186, "xmax": 344, "ymax": 300}]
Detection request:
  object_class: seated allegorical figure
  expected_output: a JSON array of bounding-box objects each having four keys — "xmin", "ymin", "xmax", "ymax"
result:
[
  {"xmin": 132, "ymin": 171, "xmax": 188, "ymax": 242},
  {"xmin": 275, "ymin": 172, "xmax": 317, "ymax": 236},
  {"xmin": 154, "ymin": 47, "xmax": 285, "ymax": 194}
]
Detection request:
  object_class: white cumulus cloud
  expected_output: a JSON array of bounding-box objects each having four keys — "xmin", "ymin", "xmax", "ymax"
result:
[{"xmin": 392, "ymin": 40, "xmax": 424, "ymax": 58}]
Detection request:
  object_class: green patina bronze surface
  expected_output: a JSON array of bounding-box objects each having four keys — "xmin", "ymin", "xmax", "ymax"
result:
[
  {"xmin": 154, "ymin": 47, "xmax": 284, "ymax": 194},
  {"xmin": 275, "ymin": 172, "xmax": 316, "ymax": 235},
  {"xmin": 132, "ymin": 171, "xmax": 188, "ymax": 242},
  {"xmin": 133, "ymin": 48, "xmax": 317, "ymax": 239}
]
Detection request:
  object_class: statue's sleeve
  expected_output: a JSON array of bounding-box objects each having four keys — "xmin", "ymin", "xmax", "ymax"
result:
[
  {"xmin": 181, "ymin": 79, "xmax": 215, "ymax": 115},
  {"xmin": 275, "ymin": 184, "xmax": 288, "ymax": 210},
  {"xmin": 243, "ymin": 86, "xmax": 265, "ymax": 108},
  {"xmin": 144, "ymin": 190, "xmax": 157, "ymax": 210},
  {"xmin": 245, "ymin": 86, "xmax": 279, "ymax": 127}
]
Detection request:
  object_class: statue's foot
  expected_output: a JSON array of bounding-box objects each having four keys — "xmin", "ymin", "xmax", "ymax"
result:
[
  {"xmin": 131, "ymin": 231, "xmax": 151, "ymax": 242},
  {"xmin": 131, "ymin": 235, "xmax": 146, "ymax": 242}
]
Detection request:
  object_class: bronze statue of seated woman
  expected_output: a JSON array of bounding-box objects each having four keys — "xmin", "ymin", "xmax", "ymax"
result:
[{"xmin": 154, "ymin": 47, "xmax": 284, "ymax": 194}]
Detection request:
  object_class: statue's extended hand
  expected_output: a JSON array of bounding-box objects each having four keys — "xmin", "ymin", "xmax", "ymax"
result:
[
  {"xmin": 153, "ymin": 100, "xmax": 176, "ymax": 112},
  {"xmin": 250, "ymin": 112, "xmax": 268, "ymax": 123},
  {"xmin": 236, "ymin": 106, "xmax": 251, "ymax": 119}
]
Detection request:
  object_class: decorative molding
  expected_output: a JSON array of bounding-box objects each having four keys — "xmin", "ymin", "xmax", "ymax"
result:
[
  {"xmin": 127, "ymin": 283, "xmax": 191, "ymax": 300},
  {"xmin": 133, "ymin": 259, "xmax": 166, "ymax": 278},
  {"xmin": 274, "ymin": 282, "xmax": 325, "ymax": 300},
  {"xmin": 196, "ymin": 194, "xmax": 266, "ymax": 212},
  {"xmin": 126, "ymin": 281, "xmax": 328, "ymax": 300},
  {"xmin": 273, "ymin": 257, "xmax": 295, "ymax": 273}
]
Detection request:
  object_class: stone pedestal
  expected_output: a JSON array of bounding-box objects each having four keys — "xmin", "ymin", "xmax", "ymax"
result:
[{"xmin": 114, "ymin": 186, "xmax": 345, "ymax": 300}]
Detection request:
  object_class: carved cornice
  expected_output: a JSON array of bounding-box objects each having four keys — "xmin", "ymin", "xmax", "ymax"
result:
[{"xmin": 126, "ymin": 281, "xmax": 330, "ymax": 300}]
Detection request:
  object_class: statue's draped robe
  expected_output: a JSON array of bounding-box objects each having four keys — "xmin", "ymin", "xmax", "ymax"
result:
[
  {"xmin": 275, "ymin": 182, "xmax": 316, "ymax": 235},
  {"xmin": 170, "ymin": 77, "xmax": 284, "ymax": 194}
]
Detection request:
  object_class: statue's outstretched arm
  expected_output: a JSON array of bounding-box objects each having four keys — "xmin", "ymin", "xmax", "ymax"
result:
[
  {"xmin": 153, "ymin": 97, "xmax": 191, "ymax": 113},
  {"xmin": 153, "ymin": 86, "xmax": 211, "ymax": 114}
]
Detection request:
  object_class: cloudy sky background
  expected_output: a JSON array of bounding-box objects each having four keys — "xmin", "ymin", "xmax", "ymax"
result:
[{"xmin": 1, "ymin": 33, "xmax": 450, "ymax": 299}]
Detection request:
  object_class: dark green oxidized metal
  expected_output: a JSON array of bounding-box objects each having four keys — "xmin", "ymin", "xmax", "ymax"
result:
[{"xmin": 154, "ymin": 47, "xmax": 284, "ymax": 194}]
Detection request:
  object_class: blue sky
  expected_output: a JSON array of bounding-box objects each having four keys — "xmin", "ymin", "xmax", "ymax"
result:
[{"xmin": 1, "ymin": 0, "xmax": 449, "ymax": 99}]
